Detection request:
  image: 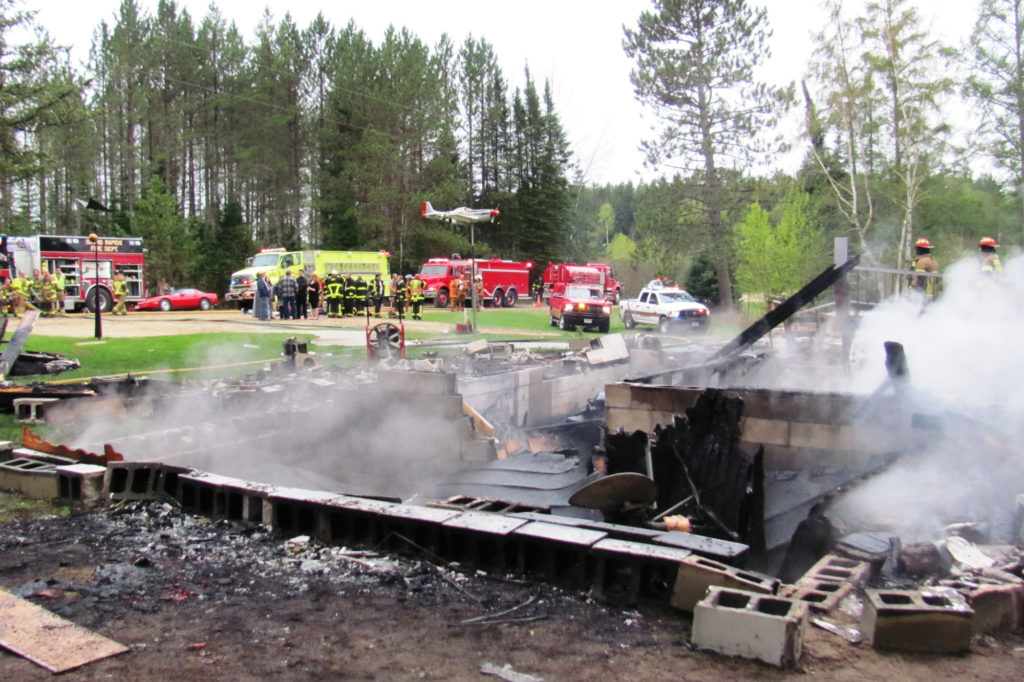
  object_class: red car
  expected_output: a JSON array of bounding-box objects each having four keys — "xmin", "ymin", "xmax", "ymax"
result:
[
  {"xmin": 134, "ymin": 288, "xmax": 219, "ymax": 311},
  {"xmin": 549, "ymin": 283, "xmax": 611, "ymax": 333}
]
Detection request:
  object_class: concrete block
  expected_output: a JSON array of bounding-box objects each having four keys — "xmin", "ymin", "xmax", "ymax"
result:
[
  {"xmin": 13, "ymin": 397, "xmax": 60, "ymax": 424},
  {"xmin": 692, "ymin": 587, "xmax": 808, "ymax": 667},
  {"xmin": 965, "ymin": 582, "xmax": 1024, "ymax": 634},
  {"xmin": 781, "ymin": 554, "xmax": 872, "ymax": 613},
  {"xmin": 56, "ymin": 463, "xmax": 106, "ymax": 509},
  {"xmin": 0, "ymin": 457, "xmax": 59, "ymax": 499},
  {"xmin": 861, "ymin": 589, "xmax": 974, "ymax": 654},
  {"xmin": 591, "ymin": 538, "xmax": 691, "ymax": 605},
  {"xmin": 460, "ymin": 437, "xmax": 496, "ymax": 463},
  {"xmin": 670, "ymin": 554, "xmax": 779, "ymax": 612},
  {"xmin": 585, "ymin": 334, "xmax": 629, "ymax": 365}
]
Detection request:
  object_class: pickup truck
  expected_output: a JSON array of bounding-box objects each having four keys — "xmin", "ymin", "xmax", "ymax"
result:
[
  {"xmin": 619, "ymin": 286, "xmax": 710, "ymax": 334},
  {"xmin": 549, "ymin": 283, "xmax": 611, "ymax": 332}
]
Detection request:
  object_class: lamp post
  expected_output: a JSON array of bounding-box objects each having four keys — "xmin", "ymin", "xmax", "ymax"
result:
[
  {"xmin": 88, "ymin": 233, "xmax": 102, "ymax": 339},
  {"xmin": 470, "ymin": 222, "xmax": 478, "ymax": 333}
]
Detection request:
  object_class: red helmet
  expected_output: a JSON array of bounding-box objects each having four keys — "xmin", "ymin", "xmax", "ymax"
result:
[
  {"xmin": 979, "ymin": 236, "xmax": 999, "ymax": 248},
  {"xmin": 914, "ymin": 237, "xmax": 932, "ymax": 249}
]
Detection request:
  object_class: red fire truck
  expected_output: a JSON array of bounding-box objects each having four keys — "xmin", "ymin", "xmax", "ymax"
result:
[
  {"xmin": 542, "ymin": 262, "xmax": 623, "ymax": 303},
  {"xmin": 418, "ymin": 257, "xmax": 533, "ymax": 308},
  {"xmin": 4, "ymin": 234, "xmax": 145, "ymax": 313}
]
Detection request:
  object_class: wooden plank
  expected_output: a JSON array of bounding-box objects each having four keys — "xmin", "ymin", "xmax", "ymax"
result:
[{"xmin": 0, "ymin": 588, "xmax": 129, "ymax": 673}]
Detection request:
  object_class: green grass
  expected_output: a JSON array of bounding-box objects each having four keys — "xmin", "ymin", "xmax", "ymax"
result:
[{"xmin": 0, "ymin": 490, "xmax": 68, "ymax": 523}]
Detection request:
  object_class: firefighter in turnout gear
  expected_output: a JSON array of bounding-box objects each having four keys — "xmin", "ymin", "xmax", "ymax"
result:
[
  {"xmin": 980, "ymin": 236, "xmax": 1002, "ymax": 274},
  {"xmin": 52, "ymin": 269, "xmax": 67, "ymax": 315},
  {"xmin": 0, "ymin": 277, "xmax": 11, "ymax": 316},
  {"xmin": 39, "ymin": 271, "xmax": 58, "ymax": 316},
  {"xmin": 344, "ymin": 274, "xmax": 356, "ymax": 316},
  {"xmin": 354, "ymin": 275, "xmax": 368, "ymax": 315},
  {"xmin": 324, "ymin": 271, "xmax": 344, "ymax": 318},
  {"xmin": 390, "ymin": 273, "xmax": 406, "ymax": 318},
  {"xmin": 112, "ymin": 271, "xmax": 128, "ymax": 315},
  {"xmin": 10, "ymin": 272, "xmax": 32, "ymax": 317},
  {"xmin": 909, "ymin": 237, "xmax": 939, "ymax": 300},
  {"xmin": 408, "ymin": 273, "xmax": 425, "ymax": 320}
]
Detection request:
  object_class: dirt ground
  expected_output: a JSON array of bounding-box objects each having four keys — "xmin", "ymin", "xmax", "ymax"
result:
[
  {"xmin": 24, "ymin": 309, "xmax": 464, "ymax": 343},
  {"xmin": 1, "ymin": 314, "xmax": 1023, "ymax": 679}
]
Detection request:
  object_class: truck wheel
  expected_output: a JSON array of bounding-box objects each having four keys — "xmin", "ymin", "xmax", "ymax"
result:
[
  {"xmin": 558, "ymin": 316, "xmax": 570, "ymax": 331},
  {"xmin": 550, "ymin": 314, "xmax": 557, "ymax": 327},
  {"xmin": 158, "ymin": 298, "xmax": 172, "ymax": 312},
  {"xmin": 503, "ymin": 289, "xmax": 518, "ymax": 307},
  {"xmin": 623, "ymin": 311, "xmax": 636, "ymax": 329},
  {"xmin": 85, "ymin": 287, "xmax": 113, "ymax": 314},
  {"xmin": 613, "ymin": 290, "xmax": 621, "ymax": 305},
  {"xmin": 199, "ymin": 298, "xmax": 212, "ymax": 311},
  {"xmin": 658, "ymin": 316, "xmax": 671, "ymax": 334},
  {"xmin": 435, "ymin": 288, "xmax": 450, "ymax": 308},
  {"xmin": 598, "ymin": 319, "xmax": 610, "ymax": 333},
  {"xmin": 492, "ymin": 289, "xmax": 505, "ymax": 308}
]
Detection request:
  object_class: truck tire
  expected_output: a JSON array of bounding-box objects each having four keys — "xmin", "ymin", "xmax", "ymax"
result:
[
  {"xmin": 503, "ymin": 288, "xmax": 518, "ymax": 307},
  {"xmin": 492, "ymin": 289, "xmax": 505, "ymax": 308},
  {"xmin": 613, "ymin": 289, "xmax": 621, "ymax": 305},
  {"xmin": 85, "ymin": 287, "xmax": 114, "ymax": 314},
  {"xmin": 558, "ymin": 315, "xmax": 571, "ymax": 331},
  {"xmin": 550, "ymin": 314, "xmax": 557, "ymax": 327},
  {"xmin": 622, "ymin": 311, "xmax": 636, "ymax": 329},
  {"xmin": 435, "ymin": 288, "xmax": 450, "ymax": 308},
  {"xmin": 658, "ymin": 316, "xmax": 671, "ymax": 334},
  {"xmin": 597, "ymin": 319, "xmax": 610, "ymax": 334}
]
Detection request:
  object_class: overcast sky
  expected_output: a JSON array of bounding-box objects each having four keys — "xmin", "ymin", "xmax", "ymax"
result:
[{"xmin": 33, "ymin": 0, "xmax": 979, "ymax": 185}]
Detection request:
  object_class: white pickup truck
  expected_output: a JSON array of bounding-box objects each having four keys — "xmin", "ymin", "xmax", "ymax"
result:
[{"xmin": 618, "ymin": 285, "xmax": 711, "ymax": 334}]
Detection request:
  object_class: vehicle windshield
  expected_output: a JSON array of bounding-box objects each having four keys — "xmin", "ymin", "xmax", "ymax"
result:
[
  {"xmin": 250, "ymin": 253, "xmax": 280, "ymax": 267},
  {"xmin": 173, "ymin": 288, "xmax": 195, "ymax": 295},
  {"xmin": 566, "ymin": 286, "xmax": 602, "ymax": 299},
  {"xmin": 659, "ymin": 290, "xmax": 697, "ymax": 303},
  {"xmin": 420, "ymin": 265, "xmax": 449, "ymax": 276}
]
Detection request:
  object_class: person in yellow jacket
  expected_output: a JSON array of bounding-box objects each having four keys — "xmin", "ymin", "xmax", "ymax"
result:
[
  {"xmin": 408, "ymin": 273, "xmax": 425, "ymax": 320},
  {"xmin": 39, "ymin": 272, "xmax": 58, "ymax": 316},
  {"xmin": 112, "ymin": 271, "xmax": 128, "ymax": 315},
  {"xmin": 52, "ymin": 269, "xmax": 67, "ymax": 315},
  {"xmin": 979, "ymin": 236, "xmax": 1002, "ymax": 274},
  {"xmin": 909, "ymin": 237, "xmax": 939, "ymax": 300},
  {"xmin": 10, "ymin": 273, "xmax": 33, "ymax": 317}
]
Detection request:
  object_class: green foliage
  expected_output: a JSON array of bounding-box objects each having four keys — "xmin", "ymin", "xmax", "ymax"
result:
[
  {"xmin": 684, "ymin": 253, "xmax": 722, "ymax": 305},
  {"xmin": 133, "ymin": 176, "xmax": 190, "ymax": 287},
  {"xmin": 191, "ymin": 200, "xmax": 254, "ymax": 294},
  {"xmin": 733, "ymin": 188, "xmax": 824, "ymax": 309}
]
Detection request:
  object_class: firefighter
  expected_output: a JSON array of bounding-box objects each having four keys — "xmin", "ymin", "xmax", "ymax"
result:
[
  {"xmin": 10, "ymin": 272, "xmax": 32, "ymax": 317},
  {"xmin": 112, "ymin": 270, "xmax": 128, "ymax": 315},
  {"xmin": 450, "ymin": 273, "xmax": 464, "ymax": 312},
  {"xmin": 371, "ymin": 273, "xmax": 385, "ymax": 317},
  {"xmin": 324, "ymin": 270, "xmax": 344, "ymax": 318},
  {"xmin": 474, "ymin": 275, "xmax": 485, "ymax": 311},
  {"xmin": 390, "ymin": 273, "xmax": 406, "ymax": 318},
  {"xmin": 52, "ymin": 268, "xmax": 67, "ymax": 315},
  {"xmin": 408, "ymin": 272, "xmax": 425, "ymax": 320},
  {"xmin": 532, "ymin": 279, "xmax": 544, "ymax": 307},
  {"xmin": 39, "ymin": 271, "xmax": 58, "ymax": 316},
  {"xmin": 909, "ymin": 237, "xmax": 939, "ymax": 300},
  {"xmin": 343, "ymin": 273, "xmax": 356, "ymax": 316},
  {"xmin": 354, "ymin": 275, "xmax": 368, "ymax": 315},
  {"xmin": 979, "ymin": 236, "xmax": 1002, "ymax": 274},
  {"xmin": 0, "ymin": 277, "xmax": 11, "ymax": 316}
]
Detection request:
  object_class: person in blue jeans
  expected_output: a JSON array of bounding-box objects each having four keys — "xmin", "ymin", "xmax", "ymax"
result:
[
  {"xmin": 255, "ymin": 272, "xmax": 273, "ymax": 320},
  {"xmin": 277, "ymin": 270, "xmax": 298, "ymax": 319}
]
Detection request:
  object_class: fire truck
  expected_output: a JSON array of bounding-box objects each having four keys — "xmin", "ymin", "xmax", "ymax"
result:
[
  {"xmin": 226, "ymin": 248, "xmax": 391, "ymax": 310},
  {"xmin": 4, "ymin": 234, "xmax": 145, "ymax": 313},
  {"xmin": 542, "ymin": 262, "xmax": 623, "ymax": 303},
  {"xmin": 417, "ymin": 257, "xmax": 532, "ymax": 308}
]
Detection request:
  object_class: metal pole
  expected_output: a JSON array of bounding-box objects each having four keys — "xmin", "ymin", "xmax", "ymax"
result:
[
  {"xmin": 89, "ymin": 233, "xmax": 102, "ymax": 339},
  {"xmin": 470, "ymin": 223, "xmax": 477, "ymax": 333}
]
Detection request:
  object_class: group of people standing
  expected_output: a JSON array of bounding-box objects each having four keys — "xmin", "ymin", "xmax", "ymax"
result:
[
  {"xmin": 1, "ymin": 268, "xmax": 67, "ymax": 317},
  {"xmin": 447, "ymin": 274, "xmax": 485, "ymax": 312},
  {"xmin": 254, "ymin": 270, "xmax": 324, "ymax": 321},
  {"xmin": 909, "ymin": 235, "xmax": 1003, "ymax": 301}
]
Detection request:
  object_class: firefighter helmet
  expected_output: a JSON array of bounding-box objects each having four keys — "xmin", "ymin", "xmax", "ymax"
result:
[
  {"xmin": 330, "ymin": 270, "xmax": 339, "ymax": 275},
  {"xmin": 979, "ymin": 236, "xmax": 999, "ymax": 248},
  {"xmin": 914, "ymin": 237, "xmax": 932, "ymax": 249}
]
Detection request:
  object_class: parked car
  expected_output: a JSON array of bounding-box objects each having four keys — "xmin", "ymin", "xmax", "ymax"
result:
[
  {"xmin": 134, "ymin": 288, "xmax": 219, "ymax": 311},
  {"xmin": 549, "ymin": 283, "xmax": 611, "ymax": 333},
  {"xmin": 618, "ymin": 285, "xmax": 710, "ymax": 334}
]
